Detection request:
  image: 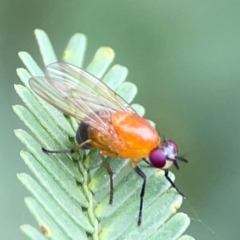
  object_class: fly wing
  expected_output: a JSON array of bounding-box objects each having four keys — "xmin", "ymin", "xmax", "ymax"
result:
[{"xmin": 29, "ymin": 62, "xmax": 136, "ymax": 131}]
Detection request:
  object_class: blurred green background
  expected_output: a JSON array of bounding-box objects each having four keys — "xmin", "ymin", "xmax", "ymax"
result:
[{"xmin": 1, "ymin": 0, "xmax": 240, "ymax": 239}]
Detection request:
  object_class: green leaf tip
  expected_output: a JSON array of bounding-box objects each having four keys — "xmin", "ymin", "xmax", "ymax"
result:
[
  {"xmin": 62, "ymin": 33, "xmax": 87, "ymax": 66},
  {"xmin": 87, "ymin": 47, "xmax": 115, "ymax": 78},
  {"xmin": 34, "ymin": 29, "xmax": 57, "ymax": 65},
  {"xmin": 24, "ymin": 197, "xmax": 68, "ymax": 240},
  {"xmin": 15, "ymin": 29, "xmax": 193, "ymax": 240},
  {"xmin": 18, "ymin": 51, "xmax": 43, "ymax": 76},
  {"xmin": 21, "ymin": 224, "xmax": 48, "ymax": 240},
  {"xmin": 102, "ymin": 64, "xmax": 128, "ymax": 90},
  {"xmin": 148, "ymin": 212, "xmax": 191, "ymax": 240},
  {"xmin": 116, "ymin": 81, "xmax": 137, "ymax": 103}
]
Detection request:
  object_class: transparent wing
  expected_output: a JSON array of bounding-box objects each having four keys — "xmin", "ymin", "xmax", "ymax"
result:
[{"xmin": 29, "ymin": 62, "xmax": 136, "ymax": 131}]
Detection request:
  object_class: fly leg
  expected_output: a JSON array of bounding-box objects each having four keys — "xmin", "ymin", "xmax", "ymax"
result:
[
  {"xmin": 164, "ymin": 170, "xmax": 186, "ymax": 197},
  {"xmin": 134, "ymin": 166, "xmax": 146, "ymax": 226},
  {"xmin": 42, "ymin": 139, "xmax": 92, "ymax": 154},
  {"xmin": 142, "ymin": 158, "xmax": 152, "ymax": 166},
  {"xmin": 100, "ymin": 154, "xmax": 114, "ymax": 204}
]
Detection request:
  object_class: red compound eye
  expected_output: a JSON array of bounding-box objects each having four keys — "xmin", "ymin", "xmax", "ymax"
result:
[{"xmin": 149, "ymin": 148, "xmax": 166, "ymax": 168}]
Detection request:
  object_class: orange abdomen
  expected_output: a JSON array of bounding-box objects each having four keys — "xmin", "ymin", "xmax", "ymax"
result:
[{"xmin": 111, "ymin": 112, "xmax": 160, "ymax": 159}]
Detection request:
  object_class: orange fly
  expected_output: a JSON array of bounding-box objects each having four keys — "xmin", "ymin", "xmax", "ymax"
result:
[{"xmin": 29, "ymin": 62, "xmax": 188, "ymax": 226}]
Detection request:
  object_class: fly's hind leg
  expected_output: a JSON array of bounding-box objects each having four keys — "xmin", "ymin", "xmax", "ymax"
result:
[
  {"xmin": 100, "ymin": 154, "xmax": 114, "ymax": 204},
  {"xmin": 42, "ymin": 139, "xmax": 92, "ymax": 154}
]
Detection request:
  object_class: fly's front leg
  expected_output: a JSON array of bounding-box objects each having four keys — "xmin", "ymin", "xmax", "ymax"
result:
[
  {"xmin": 134, "ymin": 165, "xmax": 146, "ymax": 226},
  {"xmin": 164, "ymin": 170, "xmax": 186, "ymax": 197}
]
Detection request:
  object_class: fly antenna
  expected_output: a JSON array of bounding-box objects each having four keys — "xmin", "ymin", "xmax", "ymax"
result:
[{"xmin": 175, "ymin": 156, "xmax": 188, "ymax": 163}]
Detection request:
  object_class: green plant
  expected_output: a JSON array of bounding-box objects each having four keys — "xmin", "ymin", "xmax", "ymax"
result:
[{"xmin": 14, "ymin": 29, "xmax": 194, "ymax": 240}]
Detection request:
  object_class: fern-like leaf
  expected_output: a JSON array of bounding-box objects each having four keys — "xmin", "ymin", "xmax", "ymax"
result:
[{"xmin": 14, "ymin": 29, "xmax": 194, "ymax": 240}]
